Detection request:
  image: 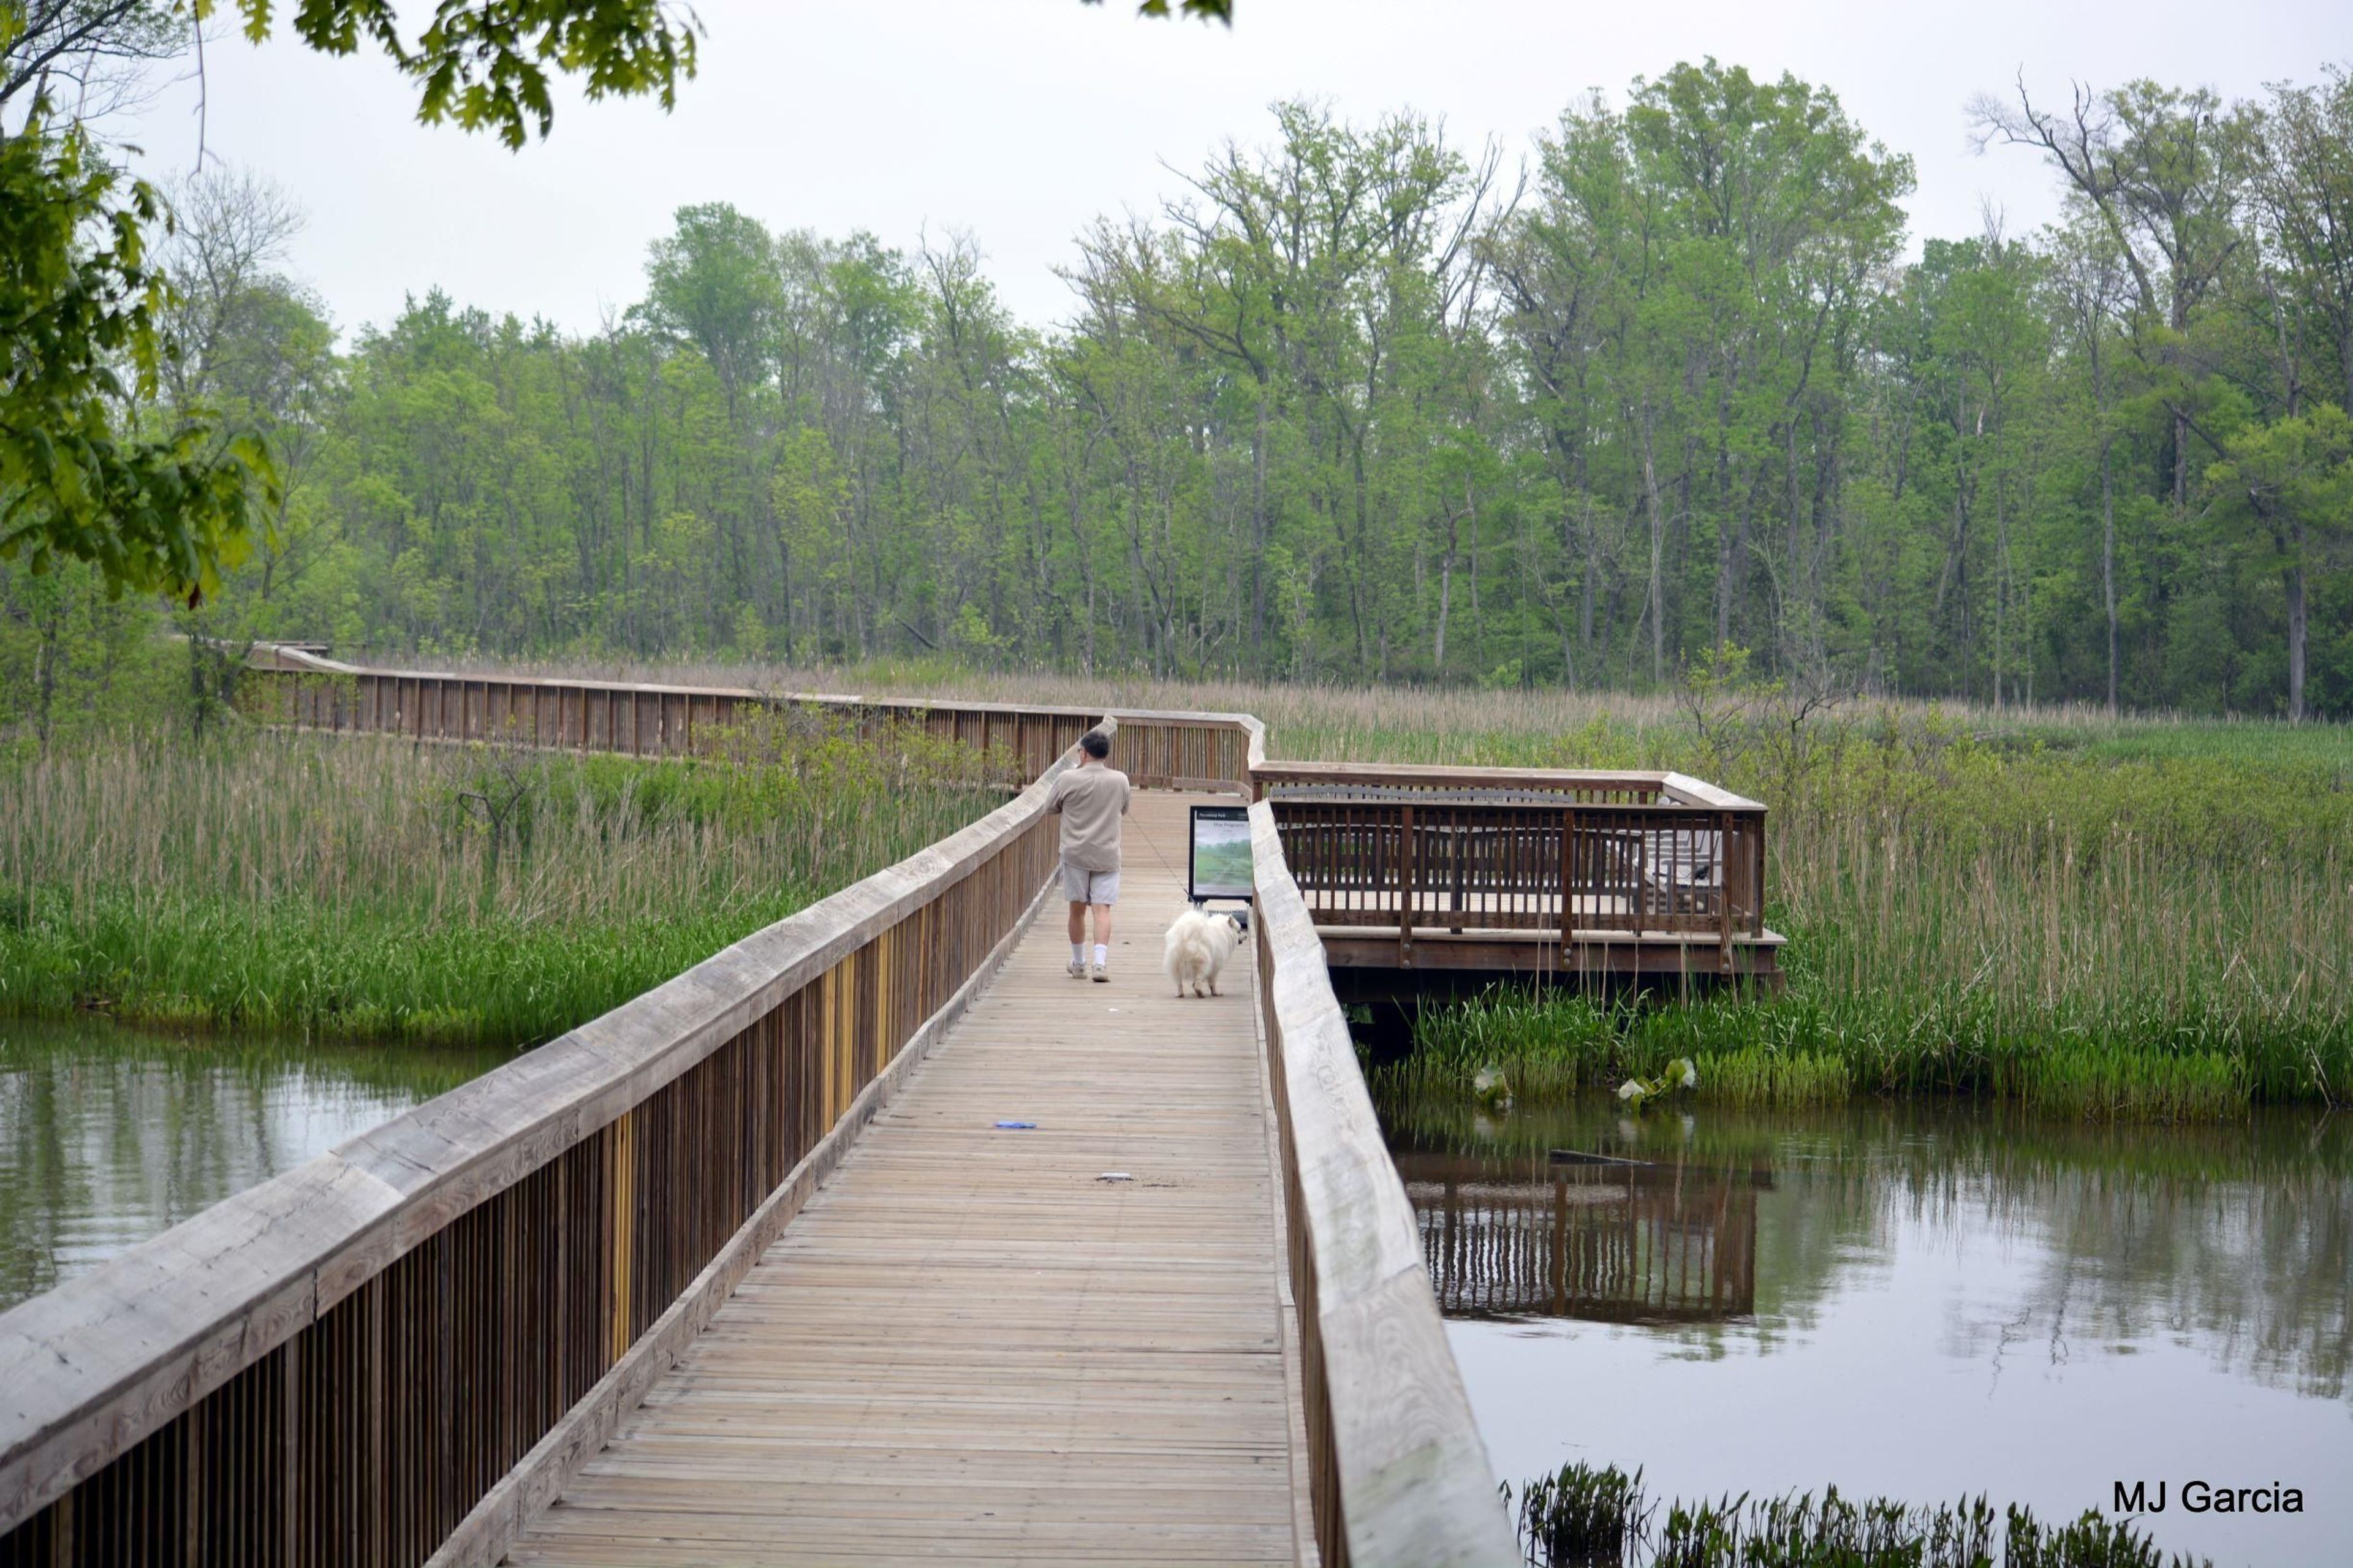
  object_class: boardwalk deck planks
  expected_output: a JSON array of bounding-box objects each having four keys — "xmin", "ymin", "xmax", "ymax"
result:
[{"xmin": 506, "ymin": 795, "xmax": 1308, "ymax": 1568}]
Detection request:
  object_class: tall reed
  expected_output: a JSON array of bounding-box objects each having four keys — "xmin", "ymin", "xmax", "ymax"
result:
[{"xmin": 0, "ymin": 720, "xmax": 1001, "ymax": 1044}]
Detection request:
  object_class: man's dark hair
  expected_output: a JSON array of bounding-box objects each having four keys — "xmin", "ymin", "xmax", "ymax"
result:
[{"xmin": 1080, "ymin": 730, "xmax": 1112, "ymax": 760}]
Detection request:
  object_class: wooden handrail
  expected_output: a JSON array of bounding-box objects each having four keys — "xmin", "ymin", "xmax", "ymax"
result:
[
  {"xmin": 1659, "ymin": 770, "xmax": 1767, "ymax": 812},
  {"xmin": 240, "ymin": 646, "xmax": 1261, "ymax": 796},
  {"xmin": 1268, "ymin": 796, "xmax": 1768, "ymax": 944},
  {"xmin": 1252, "ymin": 759, "xmax": 1767, "ymax": 815},
  {"xmin": 249, "ymin": 646, "xmax": 1112, "ymax": 719},
  {"xmin": 1251, "ymin": 800, "xmax": 1521, "ymax": 1568},
  {"xmin": 1252, "ymin": 758, "xmax": 1672, "ymax": 801}
]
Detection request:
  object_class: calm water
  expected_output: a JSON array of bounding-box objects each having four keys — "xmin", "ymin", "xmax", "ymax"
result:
[
  {"xmin": 1382, "ymin": 1095, "xmax": 2353, "ymax": 1568},
  {"xmin": 0, "ymin": 1017, "xmax": 513, "ymax": 1312}
]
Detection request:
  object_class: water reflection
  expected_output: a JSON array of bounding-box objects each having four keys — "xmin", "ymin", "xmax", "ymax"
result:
[
  {"xmin": 1384, "ymin": 1094, "xmax": 2353, "ymax": 1567},
  {"xmin": 1400, "ymin": 1148, "xmax": 1762, "ymax": 1324},
  {"xmin": 1388, "ymin": 1097, "xmax": 2353, "ymax": 1401},
  {"xmin": 0, "ymin": 1018, "xmax": 512, "ymax": 1312}
]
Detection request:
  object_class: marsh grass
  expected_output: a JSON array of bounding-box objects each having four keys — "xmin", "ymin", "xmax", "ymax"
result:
[
  {"xmin": 1514, "ymin": 1461, "xmax": 1651, "ymax": 1566},
  {"xmin": 1511, "ymin": 1463, "xmax": 2211, "ymax": 1568},
  {"xmin": 1378, "ymin": 1089, "xmax": 2353, "ymax": 1195},
  {"xmin": 1385, "ymin": 814, "xmax": 2351, "ymax": 1113},
  {"xmin": 2009, "ymin": 1047, "xmax": 2245, "ymax": 1124},
  {"xmin": 1384, "ymin": 976, "xmax": 2341, "ymax": 1120},
  {"xmin": 1687, "ymin": 1047, "xmax": 1852, "ymax": 1108},
  {"xmin": 0, "ymin": 716, "xmax": 1002, "ymax": 1044}
]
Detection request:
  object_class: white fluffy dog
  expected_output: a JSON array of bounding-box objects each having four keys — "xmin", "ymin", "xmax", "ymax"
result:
[{"xmin": 1163, "ymin": 908, "xmax": 1245, "ymax": 998}]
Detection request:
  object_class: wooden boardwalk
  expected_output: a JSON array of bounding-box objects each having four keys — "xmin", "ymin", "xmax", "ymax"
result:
[{"xmin": 508, "ymin": 793, "xmax": 1307, "ymax": 1567}]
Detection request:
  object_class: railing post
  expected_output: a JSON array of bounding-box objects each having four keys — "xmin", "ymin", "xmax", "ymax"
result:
[
  {"xmin": 1397, "ymin": 804, "xmax": 1415, "ymax": 968},
  {"xmin": 1560, "ymin": 807, "xmax": 1575, "ymax": 963},
  {"xmin": 1718, "ymin": 809, "xmax": 1733, "ymax": 976}
]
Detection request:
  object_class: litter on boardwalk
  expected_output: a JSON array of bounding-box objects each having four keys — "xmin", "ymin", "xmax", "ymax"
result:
[{"xmin": 993, "ymin": 1120, "xmax": 1037, "ymax": 1130}]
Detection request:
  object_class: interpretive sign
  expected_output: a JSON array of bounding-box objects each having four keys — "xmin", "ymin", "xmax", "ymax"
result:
[{"xmin": 1189, "ymin": 804, "xmax": 1255, "ymax": 903}]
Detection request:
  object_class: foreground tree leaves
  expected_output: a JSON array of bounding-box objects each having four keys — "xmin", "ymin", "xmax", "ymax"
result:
[
  {"xmin": 227, "ymin": 0, "xmax": 701, "ymax": 148},
  {"xmin": 0, "ymin": 104, "xmax": 272, "ymax": 603}
]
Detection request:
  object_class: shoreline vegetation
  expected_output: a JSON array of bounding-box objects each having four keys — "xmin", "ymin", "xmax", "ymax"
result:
[
  {"xmin": 0, "ymin": 706, "xmax": 1009, "ymax": 1047},
  {"xmin": 1510, "ymin": 1461, "xmax": 2221, "ymax": 1568},
  {"xmin": 381, "ymin": 656, "xmax": 2351, "ymax": 1118}
]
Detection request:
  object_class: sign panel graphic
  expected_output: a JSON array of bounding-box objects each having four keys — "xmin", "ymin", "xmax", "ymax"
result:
[{"xmin": 1189, "ymin": 805, "xmax": 1255, "ymax": 902}]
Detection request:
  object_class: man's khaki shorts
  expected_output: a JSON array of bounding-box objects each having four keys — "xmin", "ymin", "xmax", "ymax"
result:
[{"xmin": 1060, "ymin": 864, "xmax": 1121, "ymax": 906}]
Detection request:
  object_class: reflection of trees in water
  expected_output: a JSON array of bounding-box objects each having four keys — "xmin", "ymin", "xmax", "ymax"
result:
[
  {"xmin": 1382, "ymin": 1092, "xmax": 2353, "ymax": 1404},
  {"xmin": 0, "ymin": 1021, "xmax": 509, "ymax": 1309},
  {"xmin": 1906, "ymin": 1143, "xmax": 2352, "ymax": 1404}
]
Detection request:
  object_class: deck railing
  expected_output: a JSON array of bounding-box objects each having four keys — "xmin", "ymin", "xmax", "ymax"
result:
[
  {"xmin": 243, "ymin": 647, "xmax": 1247, "ymax": 792},
  {"xmin": 1263, "ymin": 768, "xmax": 1765, "ymax": 971},
  {"xmin": 1252, "ymin": 759, "xmax": 1674, "ymax": 805},
  {"xmin": 0, "ymin": 735, "xmax": 1080, "ymax": 1568}
]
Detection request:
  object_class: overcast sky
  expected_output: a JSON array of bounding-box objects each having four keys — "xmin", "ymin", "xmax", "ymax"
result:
[{"xmin": 116, "ymin": 0, "xmax": 2348, "ymax": 341}]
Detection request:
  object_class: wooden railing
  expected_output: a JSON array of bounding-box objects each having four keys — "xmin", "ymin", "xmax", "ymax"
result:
[
  {"xmin": 1252, "ymin": 759, "xmax": 1673, "ymax": 805},
  {"xmin": 0, "ymin": 736, "xmax": 1080, "ymax": 1568},
  {"xmin": 1249, "ymin": 771, "xmax": 1522, "ymax": 1568},
  {"xmin": 243, "ymin": 647, "xmax": 1249, "ymax": 793},
  {"xmin": 1270, "ymin": 758, "xmax": 1769, "ymax": 960}
]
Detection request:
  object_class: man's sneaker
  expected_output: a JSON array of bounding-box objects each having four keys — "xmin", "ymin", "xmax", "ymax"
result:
[
  {"xmin": 1067, "ymin": 958, "xmax": 1088, "ymax": 979},
  {"xmin": 1091, "ymin": 960, "xmax": 1109, "ymax": 983}
]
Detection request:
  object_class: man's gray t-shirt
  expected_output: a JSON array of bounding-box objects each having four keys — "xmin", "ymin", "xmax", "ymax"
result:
[{"xmin": 1047, "ymin": 765, "xmax": 1131, "ymax": 872}]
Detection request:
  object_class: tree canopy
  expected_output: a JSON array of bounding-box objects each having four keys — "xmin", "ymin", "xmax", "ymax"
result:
[
  {"xmin": 13, "ymin": 64, "xmax": 2350, "ymax": 729},
  {"xmin": 4, "ymin": 36, "xmax": 2352, "ymax": 719}
]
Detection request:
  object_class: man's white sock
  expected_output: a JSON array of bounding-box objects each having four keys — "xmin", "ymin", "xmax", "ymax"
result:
[
  {"xmin": 1093, "ymin": 944, "xmax": 1108, "ymax": 967},
  {"xmin": 1072, "ymin": 942, "xmax": 1087, "ymax": 966}
]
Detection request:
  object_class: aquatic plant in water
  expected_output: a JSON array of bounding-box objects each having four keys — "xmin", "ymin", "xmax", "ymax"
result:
[
  {"xmin": 1511, "ymin": 1462, "xmax": 1649, "ymax": 1566},
  {"xmin": 1512, "ymin": 1463, "xmax": 2218, "ymax": 1567},
  {"xmin": 1616, "ymin": 1058, "xmax": 1698, "ymax": 1110}
]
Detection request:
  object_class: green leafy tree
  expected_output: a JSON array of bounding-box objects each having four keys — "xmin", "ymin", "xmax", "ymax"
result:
[
  {"xmin": 2207, "ymin": 404, "xmax": 2353, "ymax": 720},
  {"xmin": 22, "ymin": 70, "xmax": 2349, "ymax": 729},
  {"xmin": 1, "ymin": 0, "xmax": 702, "ymax": 603},
  {"xmin": 0, "ymin": 99, "xmax": 268, "ymax": 602}
]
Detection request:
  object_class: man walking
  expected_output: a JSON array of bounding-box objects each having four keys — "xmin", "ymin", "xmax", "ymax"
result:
[{"xmin": 1048, "ymin": 728, "xmax": 1129, "ymax": 982}]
